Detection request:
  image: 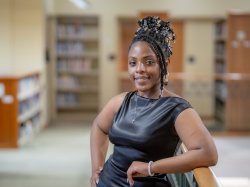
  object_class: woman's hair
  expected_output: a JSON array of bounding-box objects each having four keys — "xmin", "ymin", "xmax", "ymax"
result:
[{"xmin": 129, "ymin": 16, "xmax": 175, "ymax": 94}]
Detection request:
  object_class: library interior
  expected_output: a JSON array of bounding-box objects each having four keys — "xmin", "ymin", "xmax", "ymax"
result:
[{"xmin": 0, "ymin": 0, "xmax": 250, "ymax": 187}]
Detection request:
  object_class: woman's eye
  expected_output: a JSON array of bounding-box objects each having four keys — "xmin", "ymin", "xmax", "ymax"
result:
[
  {"xmin": 129, "ymin": 61, "xmax": 136, "ymax": 66},
  {"xmin": 145, "ymin": 60, "xmax": 154, "ymax": 65}
]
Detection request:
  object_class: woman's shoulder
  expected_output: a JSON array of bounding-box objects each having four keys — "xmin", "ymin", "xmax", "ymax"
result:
[
  {"xmin": 163, "ymin": 89, "xmax": 178, "ymax": 97},
  {"xmin": 162, "ymin": 89, "xmax": 191, "ymax": 106},
  {"xmin": 111, "ymin": 91, "xmax": 131, "ymax": 101},
  {"xmin": 108, "ymin": 91, "xmax": 132, "ymax": 113}
]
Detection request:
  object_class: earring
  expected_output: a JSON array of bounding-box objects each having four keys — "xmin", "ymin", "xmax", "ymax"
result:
[{"xmin": 164, "ymin": 72, "xmax": 169, "ymax": 85}]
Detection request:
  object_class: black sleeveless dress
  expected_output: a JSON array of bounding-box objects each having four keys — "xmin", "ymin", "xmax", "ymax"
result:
[{"xmin": 97, "ymin": 91, "xmax": 192, "ymax": 187}]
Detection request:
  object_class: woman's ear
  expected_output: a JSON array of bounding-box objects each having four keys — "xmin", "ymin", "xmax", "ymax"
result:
[{"xmin": 166, "ymin": 58, "xmax": 170, "ymax": 65}]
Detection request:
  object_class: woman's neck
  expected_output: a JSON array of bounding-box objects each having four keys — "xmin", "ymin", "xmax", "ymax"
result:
[{"xmin": 137, "ymin": 89, "xmax": 161, "ymax": 99}]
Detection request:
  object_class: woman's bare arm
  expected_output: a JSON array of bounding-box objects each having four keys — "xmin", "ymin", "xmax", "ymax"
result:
[
  {"xmin": 90, "ymin": 92, "xmax": 127, "ymax": 187},
  {"xmin": 150, "ymin": 108, "xmax": 218, "ymax": 173},
  {"xmin": 127, "ymin": 108, "xmax": 218, "ymax": 186}
]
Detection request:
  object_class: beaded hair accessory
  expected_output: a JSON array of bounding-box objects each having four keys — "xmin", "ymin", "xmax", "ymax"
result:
[{"xmin": 134, "ymin": 16, "xmax": 175, "ymax": 59}]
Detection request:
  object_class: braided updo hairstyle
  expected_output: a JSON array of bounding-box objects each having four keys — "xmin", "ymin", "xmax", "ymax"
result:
[{"xmin": 129, "ymin": 16, "xmax": 175, "ymax": 96}]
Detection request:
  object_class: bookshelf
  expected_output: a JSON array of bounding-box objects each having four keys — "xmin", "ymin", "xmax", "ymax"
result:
[
  {"xmin": 214, "ymin": 19, "xmax": 227, "ymax": 125},
  {"xmin": 0, "ymin": 72, "xmax": 43, "ymax": 148},
  {"xmin": 50, "ymin": 16, "xmax": 99, "ymax": 119},
  {"xmin": 214, "ymin": 13, "xmax": 250, "ymax": 130}
]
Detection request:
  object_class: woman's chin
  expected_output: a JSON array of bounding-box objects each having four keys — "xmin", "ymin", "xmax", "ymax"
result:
[{"xmin": 134, "ymin": 86, "xmax": 148, "ymax": 92}]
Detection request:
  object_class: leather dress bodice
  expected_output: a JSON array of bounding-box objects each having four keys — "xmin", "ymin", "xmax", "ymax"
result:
[{"xmin": 109, "ymin": 91, "xmax": 192, "ymax": 172}]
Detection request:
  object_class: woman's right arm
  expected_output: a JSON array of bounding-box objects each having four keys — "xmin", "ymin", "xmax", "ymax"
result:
[{"xmin": 90, "ymin": 93, "xmax": 127, "ymax": 187}]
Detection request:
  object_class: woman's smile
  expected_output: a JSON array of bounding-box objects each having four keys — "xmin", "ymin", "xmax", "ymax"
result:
[{"xmin": 135, "ymin": 75, "xmax": 150, "ymax": 81}]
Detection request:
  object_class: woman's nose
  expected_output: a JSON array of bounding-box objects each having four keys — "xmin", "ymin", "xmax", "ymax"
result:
[{"xmin": 136, "ymin": 62, "xmax": 145, "ymax": 72}]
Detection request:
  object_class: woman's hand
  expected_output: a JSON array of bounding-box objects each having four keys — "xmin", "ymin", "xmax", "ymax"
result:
[
  {"xmin": 127, "ymin": 161, "xmax": 149, "ymax": 186},
  {"xmin": 90, "ymin": 167, "xmax": 103, "ymax": 187}
]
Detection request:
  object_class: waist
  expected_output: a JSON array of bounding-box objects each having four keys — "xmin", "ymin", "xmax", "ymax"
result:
[{"xmin": 111, "ymin": 145, "xmax": 148, "ymax": 171}]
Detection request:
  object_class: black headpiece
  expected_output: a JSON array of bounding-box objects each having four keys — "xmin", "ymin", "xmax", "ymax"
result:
[{"xmin": 130, "ymin": 16, "xmax": 176, "ymax": 95}]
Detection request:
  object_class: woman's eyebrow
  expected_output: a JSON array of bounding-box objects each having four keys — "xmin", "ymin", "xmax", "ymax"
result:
[
  {"xmin": 142, "ymin": 54, "xmax": 157, "ymax": 59},
  {"xmin": 128, "ymin": 54, "xmax": 156, "ymax": 58},
  {"xmin": 128, "ymin": 56, "xmax": 136, "ymax": 59}
]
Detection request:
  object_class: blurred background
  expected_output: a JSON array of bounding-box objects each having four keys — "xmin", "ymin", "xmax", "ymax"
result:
[{"xmin": 0, "ymin": 0, "xmax": 250, "ymax": 187}]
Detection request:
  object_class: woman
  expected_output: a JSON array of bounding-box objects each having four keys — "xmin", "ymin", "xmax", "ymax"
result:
[{"xmin": 90, "ymin": 16, "xmax": 218, "ymax": 187}]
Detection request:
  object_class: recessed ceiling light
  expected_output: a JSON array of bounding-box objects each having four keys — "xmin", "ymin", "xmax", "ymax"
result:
[{"xmin": 69, "ymin": 0, "xmax": 89, "ymax": 9}]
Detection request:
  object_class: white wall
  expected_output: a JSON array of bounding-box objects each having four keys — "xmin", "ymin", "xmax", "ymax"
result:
[
  {"xmin": 0, "ymin": 0, "xmax": 13, "ymax": 75},
  {"xmin": 183, "ymin": 20, "xmax": 214, "ymax": 117},
  {"xmin": 98, "ymin": 15, "xmax": 119, "ymax": 108},
  {"xmin": 0, "ymin": 0, "xmax": 47, "ymax": 126},
  {"xmin": 0, "ymin": 0, "xmax": 45, "ymax": 76},
  {"xmin": 46, "ymin": 0, "xmax": 250, "ymax": 18},
  {"xmin": 45, "ymin": 0, "xmax": 250, "ymax": 109},
  {"xmin": 12, "ymin": 0, "xmax": 45, "ymax": 75}
]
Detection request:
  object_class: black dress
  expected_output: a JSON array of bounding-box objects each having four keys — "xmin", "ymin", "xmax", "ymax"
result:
[{"xmin": 97, "ymin": 91, "xmax": 192, "ymax": 187}]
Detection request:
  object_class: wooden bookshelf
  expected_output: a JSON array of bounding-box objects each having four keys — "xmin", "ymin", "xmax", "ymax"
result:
[
  {"xmin": 0, "ymin": 72, "xmax": 43, "ymax": 148},
  {"xmin": 48, "ymin": 16, "xmax": 99, "ymax": 119},
  {"xmin": 214, "ymin": 13, "xmax": 250, "ymax": 130}
]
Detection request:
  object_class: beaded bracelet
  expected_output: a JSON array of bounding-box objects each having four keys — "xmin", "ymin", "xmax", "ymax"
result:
[{"xmin": 148, "ymin": 161, "xmax": 154, "ymax": 176}]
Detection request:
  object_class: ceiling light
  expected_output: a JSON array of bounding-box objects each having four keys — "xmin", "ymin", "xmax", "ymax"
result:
[{"xmin": 69, "ymin": 0, "xmax": 89, "ymax": 9}]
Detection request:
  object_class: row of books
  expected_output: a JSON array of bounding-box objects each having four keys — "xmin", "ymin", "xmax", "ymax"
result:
[
  {"xmin": 57, "ymin": 75, "xmax": 81, "ymax": 88},
  {"xmin": 19, "ymin": 95, "xmax": 40, "ymax": 115},
  {"xmin": 215, "ymin": 42, "xmax": 226, "ymax": 57},
  {"xmin": 215, "ymin": 62, "xmax": 225, "ymax": 73},
  {"xmin": 57, "ymin": 93, "xmax": 80, "ymax": 106},
  {"xmin": 19, "ymin": 113, "xmax": 41, "ymax": 138},
  {"xmin": 18, "ymin": 75, "xmax": 39, "ymax": 97},
  {"xmin": 215, "ymin": 81, "xmax": 227, "ymax": 102},
  {"xmin": 57, "ymin": 58, "xmax": 92, "ymax": 73},
  {"xmin": 57, "ymin": 42, "xmax": 85, "ymax": 54},
  {"xmin": 215, "ymin": 22, "xmax": 227, "ymax": 38},
  {"xmin": 57, "ymin": 24, "xmax": 97, "ymax": 38}
]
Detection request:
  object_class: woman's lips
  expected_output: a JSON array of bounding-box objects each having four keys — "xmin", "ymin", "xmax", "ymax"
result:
[
  {"xmin": 134, "ymin": 76, "xmax": 150, "ymax": 84},
  {"xmin": 134, "ymin": 76, "xmax": 149, "ymax": 80}
]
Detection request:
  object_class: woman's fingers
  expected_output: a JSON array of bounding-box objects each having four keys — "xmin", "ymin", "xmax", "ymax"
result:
[
  {"xmin": 90, "ymin": 176, "xmax": 98, "ymax": 187},
  {"xmin": 127, "ymin": 161, "xmax": 149, "ymax": 186},
  {"xmin": 127, "ymin": 165, "xmax": 135, "ymax": 186},
  {"xmin": 90, "ymin": 168, "xmax": 103, "ymax": 187},
  {"xmin": 90, "ymin": 176, "xmax": 97, "ymax": 187}
]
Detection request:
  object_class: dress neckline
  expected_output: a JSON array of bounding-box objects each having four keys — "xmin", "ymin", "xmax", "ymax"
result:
[
  {"xmin": 135, "ymin": 91, "xmax": 160, "ymax": 101},
  {"xmin": 134, "ymin": 91, "xmax": 182, "ymax": 101}
]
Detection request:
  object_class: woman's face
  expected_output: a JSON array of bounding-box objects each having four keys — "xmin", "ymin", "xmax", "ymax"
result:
[{"xmin": 128, "ymin": 41, "xmax": 161, "ymax": 96}]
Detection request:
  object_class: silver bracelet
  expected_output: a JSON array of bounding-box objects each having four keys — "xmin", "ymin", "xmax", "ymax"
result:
[{"xmin": 148, "ymin": 161, "xmax": 154, "ymax": 176}]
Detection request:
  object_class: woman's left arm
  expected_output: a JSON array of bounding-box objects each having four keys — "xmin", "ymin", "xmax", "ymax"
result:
[
  {"xmin": 127, "ymin": 108, "xmax": 218, "ymax": 186},
  {"xmin": 151, "ymin": 107, "xmax": 218, "ymax": 173}
]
